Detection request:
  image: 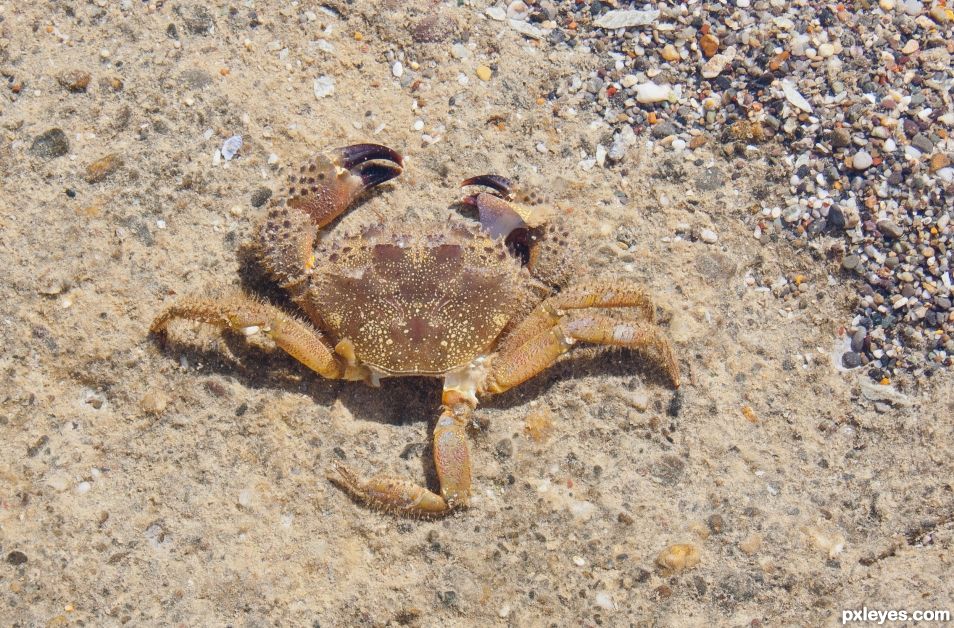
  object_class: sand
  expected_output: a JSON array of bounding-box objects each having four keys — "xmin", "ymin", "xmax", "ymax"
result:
[{"xmin": 1, "ymin": 2, "xmax": 951, "ymax": 626}]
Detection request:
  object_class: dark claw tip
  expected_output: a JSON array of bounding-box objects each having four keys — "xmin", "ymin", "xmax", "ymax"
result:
[
  {"xmin": 461, "ymin": 174, "xmax": 514, "ymax": 199},
  {"xmin": 336, "ymin": 143, "xmax": 404, "ymax": 169},
  {"xmin": 353, "ymin": 162, "xmax": 403, "ymax": 189}
]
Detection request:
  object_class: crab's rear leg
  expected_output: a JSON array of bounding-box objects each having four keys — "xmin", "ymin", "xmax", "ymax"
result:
[
  {"xmin": 150, "ymin": 294, "xmax": 345, "ymax": 380},
  {"xmin": 259, "ymin": 144, "xmax": 403, "ymax": 295},
  {"xmin": 496, "ymin": 281, "xmax": 659, "ymax": 355},
  {"xmin": 330, "ymin": 394, "xmax": 473, "ymax": 517},
  {"xmin": 487, "ymin": 311, "xmax": 680, "ymax": 393}
]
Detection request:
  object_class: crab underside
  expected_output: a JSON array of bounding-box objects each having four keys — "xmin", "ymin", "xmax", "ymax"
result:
[{"xmin": 151, "ymin": 143, "xmax": 680, "ymax": 517}]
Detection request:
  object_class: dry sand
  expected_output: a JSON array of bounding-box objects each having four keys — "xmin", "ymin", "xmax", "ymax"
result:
[{"xmin": 1, "ymin": 2, "xmax": 951, "ymax": 626}]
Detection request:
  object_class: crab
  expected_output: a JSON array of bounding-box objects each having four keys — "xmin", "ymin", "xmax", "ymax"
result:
[{"xmin": 151, "ymin": 143, "xmax": 680, "ymax": 516}]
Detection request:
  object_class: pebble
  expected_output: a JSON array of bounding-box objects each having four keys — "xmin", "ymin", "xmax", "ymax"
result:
[
  {"xmin": 635, "ymin": 81, "xmax": 671, "ymax": 104},
  {"xmin": 699, "ymin": 34, "xmax": 719, "ymax": 58},
  {"xmin": 701, "ymin": 54, "xmax": 730, "ymax": 78},
  {"xmin": 313, "ymin": 75, "xmax": 335, "ymax": 98},
  {"xmin": 485, "ymin": 6, "xmax": 506, "ymax": 21},
  {"xmin": 221, "ymin": 135, "xmax": 243, "ymax": 161},
  {"xmin": 700, "ymin": 228, "xmax": 718, "ymax": 243},
  {"xmin": 851, "ymin": 150, "xmax": 873, "ymax": 170},
  {"xmin": 594, "ymin": 592, "xmax": 615, "ymax": 611},
  {"xmin": 58, "ymin": 69, "xmax": 91, "ymax": 92},
  {"xmin": 655, "ymin": 544, "xmax": 701, "ymax": 573},
  {"xmin": 475, "ymin": 65, "xmax": 492, "ymax": 81},
  {"xmin": 30, "ymin": 128, "xmax": 70, "ymax": 159},
  {"xmin": 85, "ymin": 154, "xmax": 123, "ymax": 183},
  {"xmin": 593, "ymin": 9, "xmax": 660, "ymax": 29},
  {"xmin": 391, "ymin": 61, "xmax": 404, "ymax": 78}
]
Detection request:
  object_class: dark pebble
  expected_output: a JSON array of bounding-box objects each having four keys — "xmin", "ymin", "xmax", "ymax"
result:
[
  {"xmin": 652, "ymin": 121, "xmax": 677, "ymax": 139},
  {"xmin": 841, "ymin": 352, "xmax": 862, "ymax": 368},
  {"xmin": 876, "ymin": 220, "xmax": 904, "ymax": 239},
  {"xmin": 30, "ymin": 128, "xmax": 70, "ymax": 159},
  {"xmin": 841, "ymin": 255, "xmax": 861, "ymax": 271},
  {"xmin": 184, "ymin": 6, "xmax": 214, "ymax": 34},
  {"xmin": 437, "ymin": 590, "xmax": 457, "ymax": 606},
  {"xmin": 410, "ymin": 15, "xmax": 454, "ymax": 43},
  {"xmin": 827, "ymin": 205, "xmax": 846, "ymax": 231},
  {"xmin": 707, "ymin": 513, "xmax": 725, "ymax": 534},
  {"xmin": 830, "ymin": 127, "xmax": 851, "ymax": 148},
  {"xmin": 494, "ymin": 438, "xmax": 513, "ymax": 459},
  {"xmin": 911, "ymin": 133, "xmax": 934, "ymax": 154},
  {"xmin": 6, "ymin": 551, "xmax": 27, "ymax": 565},
  {"xmin": 850, "ymin": 329, "xmax": 866, "ymax": 352},
  {"xmin": 250, "ymin": 187, "xmax": 272, "ymax": 207}
]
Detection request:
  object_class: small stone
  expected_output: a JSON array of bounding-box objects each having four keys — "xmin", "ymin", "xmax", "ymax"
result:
[
  {"xmin": 700, "ymin": 228, "xmax": 718, "ymax": 243},
  {"xmin": 476, "ymin": 65, "xmax": 492, "ymax": 81},
  {"xmin": 841, "ymin": 352, "xmax": 862, "ymax": 368},
  {"xmin": 701, "ymin": 53, "xmax": 730, "ymax": 78},
  {"xmin": 313, "ymin": 75, "xmax": 335, "ymax": 98},
  {"xmin": 485, "ymin": 6, "xmax": 506, "ymax": 21},
  {"xmin": 699, "ymin": 33, "xmax": 719, "ymax": 58},
  {"xmin": 594, "ymin": 592, "xmax": 615, "ymax": 611},
  {"xmin": 929, "ymin": 153, "xmax": 951, "ymax": 172},
  {"xmin": 184, "ymin": 6, "xmax": 214, "ymax": 34},
  {"xmin": 818, "ymin": 43, "xmax": 835, "ymax": 58},
  {"xmin": 593, "ymin": 8, "xmax": 660, "ymax": 29},
  {"xmin": 494, "ymin": 438, "xmax": 513, "ymax": 459},
  {"xmin": 739, "ymin": 534, "xmax": 762, "ymax": 555},
  {"xmin": 656, "ymin": 544, "xmax": 701, "ymax": 573},
  {"xmin": 85, "ymin": 154, "xmax": 123, "ymax": 183},
  {"xmin": 411, "ymin": 15, "xmax": 453, "ymax": 43},
  {"xmin": 140, "ymin": 389, "xmax": 170, "ymax": 415},
  {"xmin": 620, "ymin": 74, "xmax": 638, "ymax": 88},
  {"xmin": 221, "ymin": 135, "xmax": 243, "ymax": 161},
  {"xmin": 58, "ymin": 69, "xmax": 91, "ymax": 92},
  {"xmin": 250, "ymin": 187, "xmax": 272, "ymax": 207},
  {"xmin": 707, "ymin": 514, "xmax": 725, "ymax": 534},
  {"xmin": 929, "ymin": 5, "xmax": 951, "ymax": 22},
  {"xmin": 831, "ymin": 128, "xmax": 851, "ymax": 148},
  {"xmin": 911, "ymin": 134, "xmax": 934, "ymax": 154},
  {"xmin": 6, "ymin": 551, "xmax": 28, "ymax": 566},
  {"xmin": 841, "ymin": 255, "xmax": 861, "ymax": 271},
  {"xmin": 901, "ymin": 40, "xmax": 919, "ymax": 55},
  {"xmin": 880, "ymin": 0, "xmax": 896, "ymax": 9},
  {"xmin": 782, "ymin": 80, "xmax": 813, "ymax": 113},
  {"xmin": 635, "ymin": 81, "xmax": 671, "ymax": 103},
  {"xmin": 852, "ymin": 150, "xmax": 873, "ymax": 170},
  {"xmin": 651, "ymin": 121, "xmax": 677, "ymax": 139},
  {"xmin": 877, "ymin": 220, "xmax": 903, "ymax": 239},
  {"xmin": 30, "ymin": 128, "xmax": 70, "ymax": 159},
  {"xmin": 661, "ymin": 44, "xmax": 680, "ymax": 61}
]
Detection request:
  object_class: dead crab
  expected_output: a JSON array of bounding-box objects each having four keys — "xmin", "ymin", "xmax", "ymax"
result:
[{"xmin": 152, "ymin": 143, "xmax": 680, "ymax": 516}]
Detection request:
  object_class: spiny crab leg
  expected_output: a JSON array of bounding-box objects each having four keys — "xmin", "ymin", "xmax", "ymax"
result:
[
  {"xmin": 150, "ymin": 294, "xmax": 345, "ymax": 380},
  {"xmin": 330, "ymin": 394, "xmax": 473, "ymax": 517}
]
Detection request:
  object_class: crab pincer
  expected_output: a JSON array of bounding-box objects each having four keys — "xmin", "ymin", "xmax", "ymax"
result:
[{"xmin": 286, "ymin": 143, "xmax": 404, "ymax": 228}]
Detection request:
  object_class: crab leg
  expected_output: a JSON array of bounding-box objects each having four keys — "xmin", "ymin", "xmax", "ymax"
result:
[
  {"xmin": 259, "ymin": 144, "xmax": 403, "ymax": 293},
  {"xmin": 330, "ymin": 395, "xmax": 473, "ymax": 516},
  {"xmin": 497, "ymin": 281, "xmax": 658, "ymax": 354},
  {"xmin": 150, "ymin": 294, "xmax": 345, "ymax": 380},
  {"xmin": 487, "ymin": 312, "xmax": 680, "ymax": 393}
]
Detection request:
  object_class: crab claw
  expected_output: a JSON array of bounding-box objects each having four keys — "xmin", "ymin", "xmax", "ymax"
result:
[
  {"xmin": 287, "ymin": 143, "xmax": 403, "ymax": 228},
  {"xmin": 461, "ymin": 174, "xmax": 545, "ymax": 240},
  {"xmin": 460, "ymin": 174, "xmax": 514, "ymax": 200},
  {"xmin": 334, "ymin": 143, "xmax": 404, "ymax": 192}
]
